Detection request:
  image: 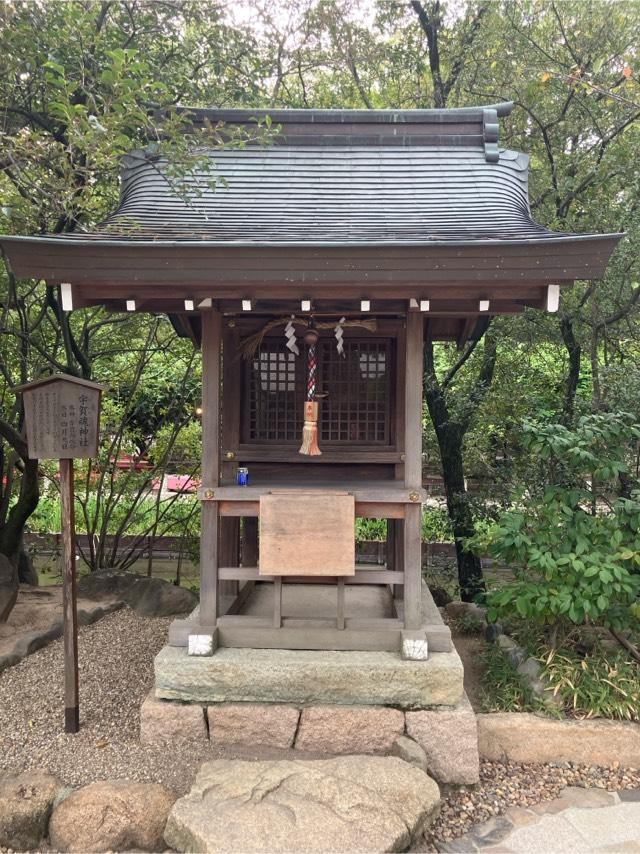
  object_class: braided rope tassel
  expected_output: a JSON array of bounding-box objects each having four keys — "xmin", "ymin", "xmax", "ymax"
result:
[
  {"xmin": 299, "ymin": 341, "xmax": 322, "ymax": 456},
  {"xmin": 334, "ymin": 316, "xmax": 346, "ymax": 357},
  {"xmin": 307, "ymin": 344, "xmax": 317, "ymax": 399}
]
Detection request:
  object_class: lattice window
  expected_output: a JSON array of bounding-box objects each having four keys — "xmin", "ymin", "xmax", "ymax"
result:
[
  {"xmin": 245, "ymin": 337, "xmax": 392, "ymax": 444},
  {"xmin": 319, "ymin": 340, "xmax": 390, "ymax": 444},
  {"xmin": 247, "ymin": 345, "xmax": 304, "ymax": 441}
]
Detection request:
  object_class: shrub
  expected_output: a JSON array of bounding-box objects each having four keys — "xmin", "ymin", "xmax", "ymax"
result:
[{"xmin": 470, "ymin": 413, "xmax": 640, "ymax": 639}]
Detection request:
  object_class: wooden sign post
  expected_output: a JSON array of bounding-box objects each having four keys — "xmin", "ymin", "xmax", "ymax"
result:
[{"xmin": 16, "ymin": 374, "xmax": 104, "ymax": 733}]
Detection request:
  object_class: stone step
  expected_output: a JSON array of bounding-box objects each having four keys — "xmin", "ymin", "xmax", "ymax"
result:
[{"xmin": 164, "ymin": 756, "xmax": 441, "ymax": 853}]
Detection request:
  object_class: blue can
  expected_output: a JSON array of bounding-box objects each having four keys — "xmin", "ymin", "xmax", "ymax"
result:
[{"xmin": 236, "ymin": 467, "xmax": 249, "ymax": 486}]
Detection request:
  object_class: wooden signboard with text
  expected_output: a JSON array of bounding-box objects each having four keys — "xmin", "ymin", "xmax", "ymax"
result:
[
  {"xmin": 20, "ymin": 375, "xmax": 101, "ymax": 460},
  {"xmin": 16, "ymin": 373, "xmax": 104, "ymax": 734}
]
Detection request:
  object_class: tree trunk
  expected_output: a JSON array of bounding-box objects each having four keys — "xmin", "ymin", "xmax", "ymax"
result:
[
  {"xmin": 560, "ymin": 315, "xmax": 581, "ymax": 423},
  {"xmin": 423, "ymin": 332, "xmax": 496, "ymax": 602},
  {"xmin": 0, "ymin": 457, "xmax": 39, "ymax": 621},
  {"xmin": 428, "ymin": 414, "xmax": 485, "ymax": 601},
  {"xmin": 423, "ymin": 347, "xmax": 486, "ymax": 602}
]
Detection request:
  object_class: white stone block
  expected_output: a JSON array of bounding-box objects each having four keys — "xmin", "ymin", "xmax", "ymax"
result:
[
  {"xmin": 401, "ymin": 631, "xmax": 429, "ymax": 661},
  {"xmin": 188, "ymin": 634, "xmax": 214, "ymax": 656}
]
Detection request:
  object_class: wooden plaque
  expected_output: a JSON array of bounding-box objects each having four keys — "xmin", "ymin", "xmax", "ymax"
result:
[
  {"xmin": 259, "ymin": 492, "xmax": 355, "ymax": 576},
  {"xmin": 17, "ymin": 374, "xmax": 104, "ymax": 460}
]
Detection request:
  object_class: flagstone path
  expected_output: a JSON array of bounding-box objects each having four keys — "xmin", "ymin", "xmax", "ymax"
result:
[{"xmin": 440, "ymin": 787, "xmax": 640, "ymax": 853}]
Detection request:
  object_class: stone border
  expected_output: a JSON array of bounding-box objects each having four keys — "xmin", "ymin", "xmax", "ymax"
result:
[
  {"xmin": 0, "ymin": 600, "xmax": 124, "ymax": 675},
  {"xmin": 140, "ymin": 690, "xmax": 480, "ymax": 786},
  {"xmin": 478, "ymin": 712, "xmax": 640, "ymax": 767},
  {"xmin": 438, "ymin": 786, "xmax": 640, "ymax": 852}
]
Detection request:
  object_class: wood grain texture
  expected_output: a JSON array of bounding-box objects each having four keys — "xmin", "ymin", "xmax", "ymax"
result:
[
  {"xmin": 259, "ymin": 492, "xmax": 355, "ymax": 576},
  {"xmin": 23, "ymin": 380, "xmax": 101, "ymax": 460},
  {"xmin": 199, "ymin": 311, "xmax": 222, "ymax": 625},
  {"xmin": 218, "ymin": 567, "xmax": 403, "ymax": 585},
  {"xmin": 60, "ymin": 458, "xmax": 79, "ymax": 732},
  {"xmin": 403, "ymin": 312, "xmax": 424, "ymax": 629}
]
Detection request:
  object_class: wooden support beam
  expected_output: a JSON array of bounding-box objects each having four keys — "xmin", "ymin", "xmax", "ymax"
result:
[
  {"xmin": 273, "ymin": 577, "xmax": 283, "ymax": 628},
  {"xmin": 217, "ymin": 625, "xmax": 402, "ymax": 652},
  {"xmin": 199, "ymin": 310, "xmax": 222, "ymax": 626},
  {"xmin": 403, "ymin": 504, "xmax": 422, "ymax": 630},
  {"xmin": 403, "ymin": 311, "xmax": 424, "ymax": 630},
  {"xmin": 60, "ymin": 458, "xmax": 79, "ymax": 733},
  {"xmin": 217, "ymin": 567, "xmax": 404, "ymax": 584},
  {"xmin": 336, "ymin": 577, "xmax": 346, "ymax": 629},
  {"xmin": 219, "ymin": 518, "xmax": 239, "ymax": 599}
]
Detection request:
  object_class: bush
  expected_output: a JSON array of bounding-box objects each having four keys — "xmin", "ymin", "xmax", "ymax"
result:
[
  {"xmin": 354, "ymin": 508, "xmax": 455, "ymax": 543},
  {"xmin": 470, "ymin": 413, "xmax": 640, "ymax": 638}
]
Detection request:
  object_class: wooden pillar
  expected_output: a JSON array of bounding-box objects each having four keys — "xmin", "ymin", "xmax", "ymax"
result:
[
  {"xmin": 219, "ymin": 321, "xmax": 240, "ymax": 598},
  {"xmin": 199, "ymin": 310, "xmax": 222, "ymax": 627},
  {"xmin": 403, "ymin": 311, "xmax": 424, "ymax": 630},
  {"xmin": 60, "ymin": 458, "xmax": 79, "ymax": 733}
]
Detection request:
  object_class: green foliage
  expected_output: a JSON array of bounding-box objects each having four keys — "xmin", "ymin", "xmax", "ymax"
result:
[
  {"xmin": 422, "ymin": 507, "xmax": 454, "ymax": 542},
  {"xmin": 354, "ymin": 508, "xmax": 454, "ymax": 543},
  {"xmin": 541, "ymin": 646, "xmax": 640, "ymax": 721},
  {"xmin": 472, "ymin": 413, "xmax": 640, "ymax": 634},
  {"xmin": 28, "ymin": 492, "xmax": 198, "ymax": 538},
  {"xmin": 154, "ymin": 420, "xmax": 202, "ymax": 468}
]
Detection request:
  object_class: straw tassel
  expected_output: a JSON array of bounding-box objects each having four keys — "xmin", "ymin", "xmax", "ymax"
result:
[{"xmin": 299, "ymin": 400, "xmax": 321, "ymax": 456}]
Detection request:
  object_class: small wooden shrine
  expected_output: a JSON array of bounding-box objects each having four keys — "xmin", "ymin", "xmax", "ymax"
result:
[{"xmin": 1, "ymin": 104, "xmax": 621, "ymax": 688}]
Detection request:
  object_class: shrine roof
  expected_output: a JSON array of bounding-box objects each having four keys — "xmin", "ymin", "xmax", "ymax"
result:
[
  {"xmin": 0, "ymin": 102, "xmax": 621, "ymax": 248},
  {"xmin": 0, "ymin": 103, "xmax": 622, "ymax": 315}
]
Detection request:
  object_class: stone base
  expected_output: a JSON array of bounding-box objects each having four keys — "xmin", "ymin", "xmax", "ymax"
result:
[
  {"xmin": 140, "ymin": 691, "xmax": 208, "ymax": 745},
  {"xmin": 154, "ymin": 644, "xmax": 463, "ymax": 708},
  {"xmin": 140, "ymin": 690, "xmax": 479, "ymax": 785},
  {"xmin": 406, "ymin": 692, "xmax": 479, "ymax": 784}
]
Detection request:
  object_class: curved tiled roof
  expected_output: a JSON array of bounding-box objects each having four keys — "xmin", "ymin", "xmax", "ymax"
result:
[
  {"xmin": 74, "ymin": 144, "xmax": 556, "ymax": 244},
  {"xmin": 0, "ymin": 104, "xmax": 621, "ymax": 303},
  {"xmin": 44, "ymin": 101, "xmax": 585, "ymax": 246}
]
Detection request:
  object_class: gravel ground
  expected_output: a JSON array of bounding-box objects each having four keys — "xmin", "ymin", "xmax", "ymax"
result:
[
  {"xmin": 416, "ymin": 759, "xmax": 640, "ymax": 851},
  {"xmin": 2, "ymin": 606, "xmax": 640, "ymax": 852},
  {"xmin": 0, "ymin": 608, "xmax": 210, "ymax": 795}
]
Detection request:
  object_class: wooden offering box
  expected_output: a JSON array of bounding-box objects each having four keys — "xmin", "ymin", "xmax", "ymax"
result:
[{"xmin": 259, "ymin": 492, "xmax": 355, "ymax": 577}]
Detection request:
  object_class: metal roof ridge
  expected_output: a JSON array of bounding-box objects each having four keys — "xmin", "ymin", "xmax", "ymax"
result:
[{"xmin": 174, "ymin": 103, "xmax": 514, "ymax": 122}]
